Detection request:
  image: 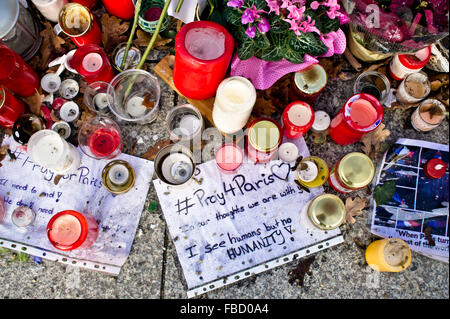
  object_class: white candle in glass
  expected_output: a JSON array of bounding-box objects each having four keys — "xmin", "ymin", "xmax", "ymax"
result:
[
  {"xmin": 27, "ymin": 130, "xmax": 80, "ymax": 175},
  {"xmin": 396, "ymin": 72, "xmax": 430, "ymax": 104},
  {"xmin": 212, "ymin": 76, "xmax": 256, "ymax": 134},
  {"xmin": 126, "ymin": 96, "xmax": 147, "ymax": 118},
  {"xmin": 94, "ymin": 92, "xmax": 110, "ymax": 110},
  {"xmin": 31, "ymin": 0, "xmax": 68, "ymax": 23},
  {"xmin": 108, "ymin": 164, "xmax": 129, "ymax": 186}
]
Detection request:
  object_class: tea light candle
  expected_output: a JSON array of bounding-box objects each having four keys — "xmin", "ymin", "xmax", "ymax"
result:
[
  {"xmin": 311, "ymin": 111, "xmax": 330, "ymax": 133},
  {"xmin": 173, "ymin": 21, "xmax": 235, "ymax": 100},
  {"xmin": 289, "ymin": 64, "xmax": 327, "ymax": 105},
  {"xmin": 47, "ymin": 210, "xmax": 99, "ymax": 251},
  {"xmin": 282, "ymin": 101, "xmax": 314, "ymax": 139},
  {"xmin": 31, "ymin": 0, "xmax": 68, "ymax": 23},
  {"xmin": 389, "ymin": 46, "xmax": 431, "ymax": 81},
  {"xmin": 424, "ymin": 158, "xmax": 447, "ymax": 179},
  {"xmin": 108, "ymin": 163, "xmax": 130, "ymax": 186},
  {"xmin": 278, "ymin": 142, "xmax": 299, "ymax": 163},
  {"xmin": 12, "ymin": 206, "xmax": 36, "ymax": 228},
  {"xmin": 411, "ymin": 99, "xmax": 446, "ymax": 132},
  {"xmin": 213, "ymin": 76, "xmax": 256, "ymax": 134},
  {"xmin": 365, "ymin": 238, "xmax": 411, "ymax": 272},
  {"xmin": 41, "ymin": 73, "xmax": 62, "ymax": 94},
  {"xmin": 215, "ymin": 143, "xmax": 243, "ymax": 174},
  {"xmin": 161, "ymin": 153, "xmax": 194, "ymax": 185},
  {"xmin": 329, "ymin": 93, "xmax": 383, "ymax": 145},
  {"xmin": 126, "ymin": 96, "xmax": 147, "ymax": 118},
  {"xmin": 59, "ymin": 79, "xmax": 79, "ymax": 100},
  {"xmin": 71, "ymin": 44, "xmax": 115, "ymax": 84},
  {"xmin": 59, "ymin": 101, "xmax": 80, "ymax": 122},
  {"xmin": 296, "ymin": 156, "xmax": 329, "ymax": 188},
  {"xmin": 94, "ymin": 92, "xmax": 110, "ymax": 110},
  {"xmin": 51, "ymin": 121, "xmax": 71, "ymax": 139},
  {"xmin": 298, "ymin": 161, "xmax": 318, "ymax": 183},
  {"xmin": 396, "ymin": 72, "xmax": 430, "ymax": 104}
]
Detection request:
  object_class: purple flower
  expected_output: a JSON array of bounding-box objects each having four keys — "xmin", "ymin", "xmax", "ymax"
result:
[
  {"xmin": 242, "ymin": 8, "xmax": 255, "ymax": 24},
  {"xmin": 227, "ymin": 0, "xmax": 244, "ymax": 8},
  {"xmin": 246, "ymin": 25, "xmax": 257, "ymax": 38},
  {"xmin": 258, "ymin": 17, "xmax": 271, "ymax": 33}
]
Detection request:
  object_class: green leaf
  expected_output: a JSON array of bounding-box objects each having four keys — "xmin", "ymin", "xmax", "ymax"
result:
[
  {"xmin": 257, "ymin": 32, "xmax": 285, "ymax": 61},
  {"xmin": 318, "ymin": 14, "xmax": 341, "ymax": 34},
  {"xmin": 237, "ymin": 34, "xmax": 257, "ymax": 60},
  {"xmin": 283, "ymin": 47, "xmax": 305, "ymax": 64},
  {"xmin": 373, "ymin": 180, "xmax": 396, "ymax": 206},
  {"xmin": 223, "ymin": 7, "xmax": 242, "ymax": 25},
  {"xmin": 148, "ymin": 201, "xmax": 158, "ymax": 212},
  {"xmin": 269, "ymin": 14, "xmax": 290, "ymax": 33},
  {"xmin": 254, "ymin": 33, "xmax": 270, "ymax": 50},
  {"xmin": 289, "ymin": 32, "xmax": 328, "ymax": 57}
]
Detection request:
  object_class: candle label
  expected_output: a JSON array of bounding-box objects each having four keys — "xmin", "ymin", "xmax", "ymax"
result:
[{"xmin": 370, "ymin": 138, "xmax": 449, "ymax": 262}]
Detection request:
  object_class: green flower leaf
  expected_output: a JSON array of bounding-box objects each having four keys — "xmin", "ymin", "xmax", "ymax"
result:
[
  {"xmin": 223, "ymin": 7, "xmax": 242, "ymax": 25},
  {"xmin": 289, "ymin": 32, "xmax": 328, "ymax": 57},
  {"xmin": 373, "ymin": 180, "xmax": 396, "ymax": 206}
]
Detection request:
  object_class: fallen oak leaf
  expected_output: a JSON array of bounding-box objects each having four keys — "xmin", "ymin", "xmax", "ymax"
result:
[
  {"xmin": 21, "ymin": 89, "xmax": 45, "ymax": 116},
  {"xmin": 359, "ymin": 123, "xmax": 391, "ymax": 158},
  {"xmin": 40, "ymin": 22, "xmax": 66, "ymax": 53},
  {"xmin": 345, "ymin": 197, "xmax": 367, "ymax": 224},
  {"xmin": 134, "ymin": 30, "xmax": 173, "ymax": 49},
  {"xmin": 141, "ymin": 139, "xmax": 171, "ymax": 161},
  {"xmin": 101, "ymin": 14, "xmax": 130, "ymax": 54}
]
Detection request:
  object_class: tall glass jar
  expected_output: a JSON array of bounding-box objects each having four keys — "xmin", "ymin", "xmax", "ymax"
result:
[{"xmin": 0, "ymin": 0, "xmax": 42, "ymax": 61}]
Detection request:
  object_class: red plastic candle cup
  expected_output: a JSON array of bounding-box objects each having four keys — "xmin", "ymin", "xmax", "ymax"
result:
[
  {"xmin": 71, "ymin": 0, "xmax": 98, "ymax": 10},
  {"xmin": 0, "ymin": 45, "xmax": 40, "ymax": 97},
  {"xmin": 215, "ymin": 143, "xmax": 243, "ymax": 174},
  {"xmin": 173, "ymin": 21, "xmax": 235, "ymax": 100},
  {"xmin": 289, "ymin": 64, "xmax": 327, "ymax": 105},
  {"xmin": 79, "ymin": 116, "xmax": 122, "ymax": 159},
  {"xmin": 424, "ymin": 159, "xmax": 447, "ymax": 179},
  {"xmin": 282, "ymin": 101, "xmax": 315, "ymax": 139},
  {"xmin": 71, "ymin": 44, "xmax": 115, "ymax": 84},
  {"xmin": 329, "ymin": 93, "xmax": 383, "ymax": 146},
  {"xmin": 389, "ymin": 46, "xmax": 431, "ymax": 81},
  {"xmin": 102, "ymin": 0, "xmax": 135, "ymax": 20},
  {"xmin": 0, "ymin": 86, "xmax": 26, "ymax": 129},
  {"xmin": 47, "ymin": 210, "xmax": 99, "ymax": 251},
  {"xmin": 58, "ymin": 3, "xmax": 102, "ymax": 47}
]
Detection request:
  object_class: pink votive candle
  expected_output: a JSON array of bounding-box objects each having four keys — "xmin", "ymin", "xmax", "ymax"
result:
[{"xmin": 215, "ymin": 143, "xmax": 243, "ymax": 174}]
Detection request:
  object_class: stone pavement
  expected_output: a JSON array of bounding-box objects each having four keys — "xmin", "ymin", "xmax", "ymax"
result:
[{"xmin": 0, "ymin": 51, "xmax": 448, "ymax": 299}]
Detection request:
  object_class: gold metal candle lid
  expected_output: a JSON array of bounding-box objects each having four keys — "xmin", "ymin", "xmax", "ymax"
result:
[
  {"xmin": 308, "ymin": 194, "xmax": 345, "ymax": 230},
  {"xmin": 338, "ymin": 152, "xmax": 374, "ymax": 189},
  {"xmin": 248, "ymin": 120, "xmax": 281, "ymax": 152},
  {"xmin": 102, "ymin": 160, "xmax": 135, "ymax": 194},
  {"xmin": 59, "ymin": 3, "xmax": 92, "ymax": 37}
]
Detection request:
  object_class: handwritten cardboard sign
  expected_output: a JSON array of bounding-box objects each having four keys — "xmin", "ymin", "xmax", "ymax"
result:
[
  {"xmin": 154, "ymin": 137, "xmax": 344, "ymax": 297},
  {"xmin": 0, "ymin": 136, "xmax": 154, "ymax": 275}
]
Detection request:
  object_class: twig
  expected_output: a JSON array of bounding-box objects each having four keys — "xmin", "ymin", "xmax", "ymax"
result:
[{"xmin": 120, "ymin": 0, "xmax": 142, "ymax": 70}]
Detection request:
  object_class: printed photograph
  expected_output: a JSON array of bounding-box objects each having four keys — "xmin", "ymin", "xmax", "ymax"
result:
[{"xmin": 396, "ymin": 209, "xmax": 424, "ymax": 233}]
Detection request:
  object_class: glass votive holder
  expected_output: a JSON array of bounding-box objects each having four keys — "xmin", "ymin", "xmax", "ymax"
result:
[
  {"xmin": 166, "ymin": 104, "xmax": 203, "ymax": 143},
  {"xmin": 289, "ymin": 64, "xmax": 327, "ymax": 105},
  {"xmin": 353, "ymin": 71, "xmax": 391, "ymax": 106},
  {"xmin": 83, "ymin": 81, "xmax": 112, "ymax": 115},
  {"xmin": 154, "ymin": 144, "xmax": 196, "ymax": 188},
  {"xmin": 215, "ymin": 143, "xmax": 243, "ymax": 174},
  {"xmin": 12, "ymin": 206, "xmax": 36, "ymax": 228},
  {"xmin": 411, "ymin": 99, "xmax": 446, "ymax": 132},
  {"xmin": 107, "ymin": 69, "xmax": 161, "ymax": 125},
  {"xmin": 12, "ymin": 113, "xmax": 46, "ymax": 145},
  {"xmin": 102, "ymin": 160, "xmax": 135, "ymax": 194},
  {"xmin": 112, "ymin": 43, "xmax": 142, "ymax": 72},
  {"xmin": 0, "ymin": 85, "xmax": 26, "ymax": 129},
  {"xmin": 78, "ymin": 116, "xmax": 123, "ymax": 160},
  {"xmin": 47, "ymin": 210, "xmax": 99, "ymax": 251},
  {"xmin": 396, "ymin": 72, "xmax": 431, "ymax": 105}
]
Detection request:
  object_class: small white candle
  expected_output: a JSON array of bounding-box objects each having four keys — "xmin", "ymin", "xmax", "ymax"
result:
[
  {"xmin": 41, "ymin": 73, "xmax": 61, "ymax": 93},
  {"xmin": 311, "ymin": 110, "xmax": 331, "ymax": 133},
  {"xmin": 59, "ymin": 79, "xmax": 79, "ymax": 99},
  {"xmin": 59, "ymin": 101, "xmax": 80, "ymax": 122},
  {"xmin": 12, "ymin": 207, "xmax": 36, "ymax": 228},
  {"xmin": 126, "ymin": 96, "xmax": 147, "ymax": 118},
  {"xmin": 278, "ymin": 143, "xmax": 299, "ymax": 163},
  {"xmin": 298, "ymin": 160, "xmax": 318, "ymax": 182},
  {"xmin": 213, "ymin": 77, "xmax": 256, "ymax": 134},
  {"xmin": 82, "ymin": 53, "xmax": 103, "ymax": 73},
  {"xmin": 94, "ymin": 93, "xmax": 110, "ymax": 110},
  {"xmin": 175, "ymin": 114, "xmax": 201, "ymax": 137},
  {"xmin": 108, "ymin": 164, "xmax": 130, "ymax": 186}
]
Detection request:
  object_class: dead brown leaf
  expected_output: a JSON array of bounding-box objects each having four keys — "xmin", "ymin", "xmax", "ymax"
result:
[
  {"xmin": 0, "ymin": 145, "xmax": 9, "ymax": 164},
  {"xmin": 101, "ymin": 14, "xmax": 130, "ymax": 54},
  {"xmin": 54, "ymin": 175, "xmax": 63, "ymax": 185},
  {"xmin": 360, "ymin": 123, "xmax": 391, "ymax": 158},
  {"xmin": 39, "ymin": 21, "xmax": 66, "ymax": 69},
  {"xmin": 134, "ymin": 30, "xmax": 173, "ymax": 49},
  {"xmin": 311, "ymin": 130, "xmax": 328, "ymax": 144},
  {"xmin": 141, "ymin": 139, "xmax": 171, "ymax": 161},
  {"xmin": 345, "ymin": 197, "xmax": 367, "ymax": 224},
  {"xmin": 253, "ymin": 94, "xmax": 277, "ymax": 116},
  {"xmin": 21, "ymin": 90, "xmax": 44, "ymax": 116},
  {"xmin": 319, "ymin": 57, "xmax": 345, "ymax": 80},
  {"xmin": 430, "ymin": 73, "xmax": 449, "ymax": 91},
  {"xmin": 344, "ymin": 48, "xmax": 362, "ymax": 71}
]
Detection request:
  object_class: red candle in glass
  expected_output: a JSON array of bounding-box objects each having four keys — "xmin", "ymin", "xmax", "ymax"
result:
[
  {"xmin": 89, "ymin": 128, "xmax": 121, "ymax": 158},
  {"xmin": 329, "ymin": 93, "xmax": 383, "ymax": 145},
  {"xmin": 215, "ymin": 143, "xmax": 243, "ymax": 174},
  {"xmin": 58, "ymin": 3, "xmax": 102, "ymax": 47},
  {"xmin": 282, "ymin": 101, "xmax": 315, "ymax": 139},
  {"xmin": 102, "ymin": 0, "xmax": 135, "ymax": 20},
  {"xmin": 173, "ymin": 21, "xmax": 235, "ymax": 100},
  {"xmin": 0, "ymin": 45, "xmax": 40, "ymax": 97},
  {"xmin": 0, "ymin": 86, "xmax": 26, "ymax": 129},
  {"xmin": 47, "ymin": 210, "xmax": 99, "ymax": 251},
  {"xmin": 71, "ymin": 0, "xmax": 99, "ymax": 10},
  {"xmin": 71, "ymin": 44, "xmax": 115, "ymax": 84},
  {"xmin": 424, "ymin": 159, "xmax": 447, "ymax": 179}
]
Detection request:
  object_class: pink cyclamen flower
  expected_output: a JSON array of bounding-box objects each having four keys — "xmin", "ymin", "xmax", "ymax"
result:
[
  {"xmin": 258, "ymin": 17, "xmax": 271, "ymax": 33},
  {"xmin": 298, "ymin": 16, "xmax": 320, "ymax": 34},
  {"xmin": 246, "ymin": 25, "xmax": 257, "ymax": 38},
  {"xmin": 287, "ymin": 5, "xmax": 305, "ymax": 20},
  {"xmin": 242, "ymin": 8, "xmax": 255, "ymax": 24},
  {"xmin": 227, "ymin": 0, "xmax": 244, "ymax": 8},
  {"xmin": 266, "ymin": 0, "xmax": 280, "ymax": 15},
  {"xmin": 310, "ymin": 1, "xmax": 321, "ymax": 10},
  {"xmin": 324, "ymin": 0, "xmax": 340, "ymax": 19}
]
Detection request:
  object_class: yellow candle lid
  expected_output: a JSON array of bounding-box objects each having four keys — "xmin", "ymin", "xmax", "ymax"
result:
[
  {"xmin": 338, "ymin": 152, "xmax": 374, "ymax": 189},
  {"xmin": 248, "ymin": 120, "xmax": 281, "ymax": 152}
]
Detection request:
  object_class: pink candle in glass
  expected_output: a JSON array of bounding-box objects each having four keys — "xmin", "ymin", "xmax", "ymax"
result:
[
  {"xmin": 329, "ymin": 93, "xmax": 383, "ymax": 145},
  {"xmin": 47, "ymin": 210, "xmax": 99, "ymax": 251},
  {"xmin": 215, "ymin": 143, "xmax": 243, "ymax": 174},
  {"xmin": 282, "ymin": 102, "xmax": 314, "ymax": 139},
  {"xmin": 89, "ymin": 128, "xmax": 121, "ymax": 158}
]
